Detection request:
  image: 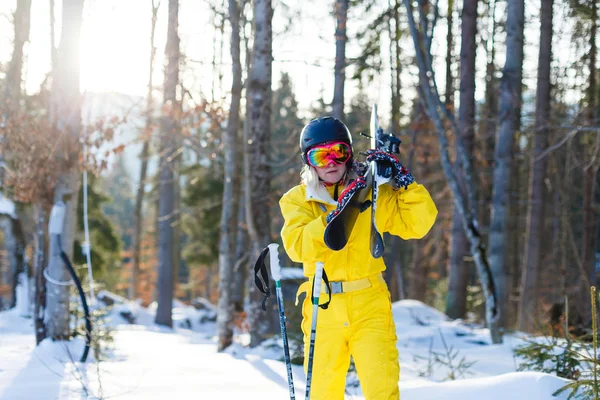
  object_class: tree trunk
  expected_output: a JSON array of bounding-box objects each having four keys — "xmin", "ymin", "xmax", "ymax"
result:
[
  {"xmin": 3, "ymin": 0, "xmax": 31, "ymax": 114},
  {"xmin": 0, "ymin": 216, "xmax": 26, "ymax": 310},
  {"xmin": 518, "ymin": 0, "xmax": 552, "ymax": 332},
  {"xmin": 232, "ymin": 198, "xmax": 248, "ymax": 312},
  {"xmin": 394, "ymin": 0, "xmax": 402, "ymax": 133},
  {"xmin": 155, "ymin": 0, "xmax": 180, "ymax": 328},
  {"xmin": 403, "ymin": 0, "xmax": 501, "ymax": 342},
  {"xmin": 580, "ymin": 0, "xmax": 598, "ymax": 329},
  {"xmin": 233, "ymin": 5, "xmax": 252, "ymax": 315},
  {"xmin": 444, "ymin": 0, "xmax": 454, "ymax": 108},
  {"xmin": 387, "ymin": 0, "xmax": 399, "ymax": 134},
  {"xmin": 34, "ymin": 204, "xmax": 47, "ymax": 344},
  {"xmin": 332, "ymin": 0, "xmax": 348, "ymax": 120},
  {"xmin": 480, "ymin": 0, "xmax": 497, "ymax": 224},
  {"xmin": 1, "ymin": 0, "xmax": 32, "ymax": 309},
  {"xmin": 246, "ymin": 0, "xmax": 273, "ymax": 347},
  {"xmin": 131, "ymin": 0, "xmax": 159, "ymax": 301},
  {"xmin": 410, "ymin": 241, "xmax": 427, "ymax": 301},
  {"xmin": 45, "ymin": 0, "xmax": 84, "ymax": 340},
  {"xmin": 488, "ymin": 0, "xmax": 524, "ymax": 332},
  {"xmin": 217, "ymin": 0, "xmax": 242, "ymax": 351},
  {"xmin": 446, "ymin": 0, "xmax": 477, "ymax": 320}
]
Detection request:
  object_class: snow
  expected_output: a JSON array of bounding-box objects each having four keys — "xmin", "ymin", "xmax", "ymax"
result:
[
  {"xmin": 0, "ymin": 297, "xmax": 575, "ymax": 399},
  {"xmin": 0, "ymin": 194, "xmax": 16, "ymax": 218}
]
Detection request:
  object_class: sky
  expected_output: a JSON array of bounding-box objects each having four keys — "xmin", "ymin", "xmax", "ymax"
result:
[
  {"xmin": 0, "ymin": 0, "xmax": 582, "ymax": 131},
  {"xmin": 0, "ymin": 0, "xmax": 424, "ymax": 129},
  {"xmin": 0, "ymin": 0, "xmax": 368, "ymax": 117}
]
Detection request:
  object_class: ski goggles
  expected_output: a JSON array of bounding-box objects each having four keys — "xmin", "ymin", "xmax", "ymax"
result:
[{"xmin": 305, "ymin": 141, "xmax": 352, "ymax": 168}]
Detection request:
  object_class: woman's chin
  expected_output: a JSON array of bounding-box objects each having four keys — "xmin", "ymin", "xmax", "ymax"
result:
[{"xmin": 323, "ymin": 174, "xmax": 342, "ymax": 184}]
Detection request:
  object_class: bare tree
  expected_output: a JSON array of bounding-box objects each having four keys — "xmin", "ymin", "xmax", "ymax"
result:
[
  {"xmin": 232, "ymin": 0, "xmax": 252, "ymax": 315},
  {"xmin": 33, "ymin": 205, "xmax": 46, "ymax": 343},
  {"xmin": 155, "ymin": 0, "xmax": 180, "ymax": 328},
  {"xmin": 131, "ymin": 0, "xmax": 160, "ymax": 301},
  {"xmin": 580, "ymin": 0, "xmax": 599, "ymax": 329},
  {"xmin": 1, "ymin": 0, "xmax": 31, "ymax": 310},
  {"xmin": 245, "ymin": 0, "xmax": 273, "ymax": 347},
  {"xmin": 479, "ymin": 0, "xmax": 497, "ymax": 229},
  {"xmin": 216, "ymin": 0, "xmax": 243, "ymax": 351},
  {"xmin": 446, "ymin": 0, "xmax": 477, "ymax": 320},
  {"xmin": 488, "ymin": 0, "xmax": 525, "ymax": 332},
  {"xmin": 444, "ymin": 0, "xmax": 454, "ymax": 108},
  {"xmin": 3, "ymin": 0, "xmax": 31, "ymax": 113},
  {"xmin": 45, "ymin": 0, "xmax": 84, "ymax": 339},
  {"xmin": 332, "ymin": 0, "xmax": 348, "ymax": 120},
  {"xmin": 402, "ymin": 0, "xmax": 500, "ymax": 343},
  {"xmin": 518, "ymin": 0, "xmax": 553, "ymax": 332}
]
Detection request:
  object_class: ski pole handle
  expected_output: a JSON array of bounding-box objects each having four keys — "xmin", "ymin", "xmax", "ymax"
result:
[
  {"xmin": 268, "ymin": 243, "xmax": 282, "ymax": 282},
  {"xmin": 313, "ymin": 262, "xmax": 324, "ymax": 301}
]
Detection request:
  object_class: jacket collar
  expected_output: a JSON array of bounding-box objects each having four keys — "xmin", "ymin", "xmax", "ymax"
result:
[{"xmin": 305, "ymin": 183, "xmax": 338, "ymax": 205}]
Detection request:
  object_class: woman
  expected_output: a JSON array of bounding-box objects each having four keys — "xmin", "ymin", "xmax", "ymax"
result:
[{"xmin": 279, "ymin": 117, "xmax": 437, "ymax": 399}]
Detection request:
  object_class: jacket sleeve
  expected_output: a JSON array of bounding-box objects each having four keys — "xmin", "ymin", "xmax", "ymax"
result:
[
  {"xmin": 379, "ymin": 182, "xmax": 437, "ymax": 239},
  {"xmin": 279, "ymin": 192, "xmax": 329, "ymax": 275}
]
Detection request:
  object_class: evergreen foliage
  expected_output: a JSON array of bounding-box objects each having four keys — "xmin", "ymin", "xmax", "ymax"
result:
[{"xmin": 181, "ymin": 163, "xmax": 223, "ymax": 268}]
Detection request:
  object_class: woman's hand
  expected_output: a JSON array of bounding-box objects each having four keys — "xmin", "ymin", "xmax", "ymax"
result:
[{"xmin": 364, "ymin": 150, "xmax": 415, "ymax": 189}]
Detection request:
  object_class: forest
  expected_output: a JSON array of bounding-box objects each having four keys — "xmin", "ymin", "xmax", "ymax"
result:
[{"xmin": 0, "ymin": 0, "xmax": 598, "ymax": 396}]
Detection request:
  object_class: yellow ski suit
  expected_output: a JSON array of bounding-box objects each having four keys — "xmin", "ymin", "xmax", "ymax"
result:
[{"xmin": 279, "ymin": 181, "xmax": 437, "ymax": 400}]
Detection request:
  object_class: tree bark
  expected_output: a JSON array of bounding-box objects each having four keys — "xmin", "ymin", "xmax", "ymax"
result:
[
  {"xmin": 444, "ymin": 0, "xmax": 454, "ymax": 108},
  {"xmin": 488, "ymin": 0, "xmax": 524, "ymax": 332},
  {"xmin": 394, "ymin": 0, "xmax": 403, "ymax": 133},
  {"xmin": 246, "ymin": 0, "xmax": 273, "ymax": 347},
  {"xmin": 480, "ymin": 0, "xmax": 497, "ymax": 233},
  {"xmin": 446, "ymin": 0, "xmax": 477, "ymax": 320},
  {"xmin": 232, "ymin": 198, "xmax": 248, "ymax": 312},
  {"xmin": 3, "ymin": 0, "xmax": 31, "ymax": 114},
  {"xmin": 1, "ymin": 0, "xmax": 31, "ymax": 309},
  {"xmin": 131, "ymin": 0, "xmax": 160, "ymax": 301},
  {"xmin": 332, "ymin": 0, "xmax": 348, "ymax": 120},
  {"xmin": 155, "ymin": 0, "xmax": 180, "ymax": 328},
  {"xmin": 387, "ymin": 0, "xmax": 399, "ymax": 134},
  {"xmin": 34, "ymin": 205, "xmax": 47, "ymax": 343},
  {"xmin": 403, "ymin": 0, "xmax": 500, "ymax": 343},
  {"xmin": 518, "ymin": 0, "xmax": 552, "ymax": 332},
  {"xmin": 233, "ymin": 3, "xmax": 251, "ymax": 315},
  {"xmin": 45, "ymin": 0, "xmax": 83, "ymax": 340},
  {"xmin": 216, "ymin": 0, "xmax": 242, "ymax": 351},
  {"xmin": 580, "ymin": 0, "xmax": 598, "ymax": 329}
]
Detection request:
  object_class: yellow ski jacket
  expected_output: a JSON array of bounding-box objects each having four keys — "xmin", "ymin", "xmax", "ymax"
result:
[{"xmin": 280, "ymin": 181, "xmax": 438, "ymax": 281}]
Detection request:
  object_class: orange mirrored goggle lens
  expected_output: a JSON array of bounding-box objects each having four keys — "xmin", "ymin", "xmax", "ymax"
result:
[{"xmin": 306, "ymin": 142, "xmax": 351, "ymax": 167}]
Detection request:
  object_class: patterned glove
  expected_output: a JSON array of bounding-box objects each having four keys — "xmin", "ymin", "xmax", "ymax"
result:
[
  {"xmin": 364, "ymin": 149, "xmax": 415, "ymax": 189},
  {"xmin": 326, "ymin": 175, "xmax": 367, "ymax": 223}
]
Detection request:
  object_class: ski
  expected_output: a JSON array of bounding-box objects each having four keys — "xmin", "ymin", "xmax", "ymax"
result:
[
  {"xmin": 323, "ymin": 104, "xmax": 402, "ymax": 258},
  {"xmin": 369, "ymin": 105, "xmax": 387, "ymax": 258},
  {"xmin": 323, "ymin": 169, "xmax": 372, "ymax": 251}
]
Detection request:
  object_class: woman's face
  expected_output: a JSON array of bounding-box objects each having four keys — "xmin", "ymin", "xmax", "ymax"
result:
[{"xmin": 315, "ymin": 162, "xmax": 347, "ymax": 184}]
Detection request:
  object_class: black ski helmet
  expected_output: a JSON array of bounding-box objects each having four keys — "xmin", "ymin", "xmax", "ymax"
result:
[{"xmin": 299, "ymin": 117, "xmax": 353, "ymax": 165}]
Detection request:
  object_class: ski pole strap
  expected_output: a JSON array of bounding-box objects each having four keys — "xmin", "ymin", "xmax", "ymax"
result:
[
  {"xmin": 253, "ymin": 246, "xmax": 271, "ymax": 311},
  {"xmin": 310, "ymin": 268, "xmax": 332, "ymax": 309}
]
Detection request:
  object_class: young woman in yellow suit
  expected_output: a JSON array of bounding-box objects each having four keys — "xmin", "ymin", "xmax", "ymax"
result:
[{"xmin": 279, "ymin": 117, "xmax": 437, "ymax": 399}]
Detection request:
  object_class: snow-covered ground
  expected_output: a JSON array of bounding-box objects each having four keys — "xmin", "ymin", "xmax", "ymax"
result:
[{"xmin": 0, "ymin": 296, "xmax": 573, "ymax": 399}]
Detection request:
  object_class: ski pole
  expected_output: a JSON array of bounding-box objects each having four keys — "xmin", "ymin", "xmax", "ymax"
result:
[
  {"xmin": 305, "ymin": 261, "xmax": 324, "ymax": 400},
  {"xmin": 267, "ymin": 243, "xmax": 296, "ymax": 400}
]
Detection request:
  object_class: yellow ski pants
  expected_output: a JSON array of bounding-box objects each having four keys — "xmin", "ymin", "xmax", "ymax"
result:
[{"xmin": 299, "ymin": 274, "xmax": 400, "ymax": 400}]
